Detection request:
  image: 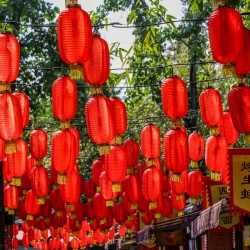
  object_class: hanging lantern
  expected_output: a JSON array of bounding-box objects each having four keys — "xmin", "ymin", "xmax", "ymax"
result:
[
  {"xmin": 161, "ymin": 76, "xmax": 188, "ymax": 126},
  {"xmin": 3, "ymin": 157, "xmax": 12, "ymax": 184},
  {"xmin": 141, "ymin": 124, "xmax": 161, "ymax": 159},
  {"xmin": 85, "ymin": 179, "xmax": 96, "ymax": 199},
  {"xmin": 13, "ymin": 92, "xmax": 30, "ymax": 129},
  {"xmin": 228, "ymin": 85, "xmax": 250, "ymax": 144},
  {"xmin": 71, "ymin": 238, "xmax": 80, "ymax": 250},
  {"xmin": 205, "ymin": 135, "xmax": 228, "ymax": 181},
  {"xmin": 92, "ymin": 159, "xmax": 105, "ymax": 188},
  {"xmin": 110, "ymin": 97, "xmax": 127, "ymax": 144},
  {"xmin": 161, "ymin": 196, "xmax": 172, "ymax": 219},
  {"xmin": 218, "ymin": 111, "xmax": 238, "ymax": 147},
  {"xmin": 12, "ymin": 237, "xmax": 19, "ymax": 250},
  {"xmin": 52, "ymin": 76, "xmax": 77, "ymax": 129},
  {"xmin": 51, "ymin": 129, "xmax": 76, "ymax": 184},
  {"xmin": 104, "ymin": 208, "xmax": 114, "ymax": 229},
  {"xmin": 0, "ymin": 93, "xmax": 23, "ymax": 153},
  {"xmin": 18, "ymin": 196, "xmax": 27, "ymax": 221},
  {"xmin": 86, "ymin": 201, "xmax": 95, "ymax": 222},
  {"xmin": 170, "ymin": 171, "xmax": 187, "ymax": 196},
  {"xmin": 88, "ymin": 235, "xmax": 94, "ymax": 247},
  {"xmin": 142, "ymin": 166, "xmax": 162, "ymax": 209},
  {"xmin": 199, "ymin": 88, "xmax": 223, "ymax": 135},
  {"xmin": 186, "ymin": 170, "xmax": 203, "ymax": 204},
  {"xmin": 52, "ymin": 210, "xmax": 67, "ymax": 228},
  {"xmin": 41, "ymin": 199, "xmax": 52, "ymax": 219},
  {"xmin": 0, "ymin": 33, "xmax": 20, "ymax": 85},
  {"xmin": 105, "ymin": 145, "xmax": 127, "ymax": 192},
  {"xmin": 164, "ymin": 128, "xmax": 188, "ymax": 181},
  {"xmin": 27, "ymin": 155, "xmax": 36, "ymax": 180},
  {"xmin": 0, "ymin": 138, "xmax": 4, "ymax": 162},
  {"xmin": 113, "ymin": 202, "xmax": 127, "ymax": 224},
  {"xmin": 20, "ymin": 173, "xmax": 31, "ymax": 197},
  {"xmin": 57, "ymin": 4, "xmax": 92, "ymax": 79},
  {"xmin": 136, "ymin": 162, "xmax": 147, "ymax": 184},
  {"xmin": 208, "ymin": 6, "xmax": 244, "ymax": 75},
  {"xmin": 25, "ymin": 190, "xmax": 40, "ymax": 220},
  {"xmin": 89, "ymin": 218, "xmax": 100, "ymax": 232},
  {"xmin": 6, "ymin": 138, "xmax": 27, "ymax": 186},
  {"xmin": 146, "ymin": 157, "xmax": 162, "ymax": 171},
  {"xmin": 75, "ymin": 202, "xmax": 85, "ymax": 225},
  {"xmin": 124, "ymin": 174, "xmax": 139, "ymax": 207},
  {"xmin": 22, "ymin": 235, "xmax": 29, "ymax": 249},
  {"xmin": 94, "ymin": 192, "xmax": 108, "ymax": 224},
  {"xmin": 141, "ymin": 209, "xmax": 154, "ymax": 225},
  {"xmin": 153, "ymin": 192, "xmax": 163, "ymax": 219},
  {"xmin": 4, "ymin": 185, "xmax": 18, "ymax": 215},
  {"xmin": 137, "ymin": 188, "xmax": 149, "ymax": 215},
  {"xmin": 50, "ymin": 189, "xmax": 65, "ymax": 214},
  {"xmin": 162, "ymin": 173, "xmax": 170, "ymax": 196},
  {"xmin": 60, "ymin": 169, "xmax": 80, "ymax": 211},
  {"xmin": 84, "ymin": 35, "xmax": 110, "ymax": 85},
  {"xmin": 188, "ymin": 132, "xmax": 204, "ymax": 169},
  {"xmin": 122, "ymin": 192, "xmax": 136, "ymax": 220},
  {"xmin": 70, "ymin": 126, "xmax": 80, "ymax": 159},
  {"xmin": 124, "ymin": 139, "xmax": 139, "ymax": 167},
  {"xmin": 30, "ymin": 129, "xmax": 47, "ymax": 162},
  {"xmin": 170, "ymin": 190, "xmax": 186, "ymax": 216}
]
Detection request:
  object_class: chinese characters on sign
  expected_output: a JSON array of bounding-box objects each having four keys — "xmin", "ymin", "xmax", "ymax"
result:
[{"xmin": 207, "ymin": 230, "xmax": 232, "ymax": 250}]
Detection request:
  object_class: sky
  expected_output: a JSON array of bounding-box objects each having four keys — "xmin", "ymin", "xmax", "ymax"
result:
[{"xmin": 47, "ymin": 0, "xmax": 183, "ymax": 68}]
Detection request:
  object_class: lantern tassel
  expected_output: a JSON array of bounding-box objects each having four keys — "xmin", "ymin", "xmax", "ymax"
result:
[
  {"xmin": 8, "ymin": 209, "xmax": 14, "ymax": 215},
  {"xmin": 27, "ymin": 214, "xmax": 33, "ymax": 221},
  {"xmin": 210, "ymin": 126, "xmax": 220, "ymax": 136},
  {"xmin": 70, "ymin": 63, "xmax": 83, "ymax": 80},
  {"xmin": 176, "ymin": 194, "xmax": 185, "ymax": 200},
  {"xmin": 210, "ymin": 0, "xmax": 225, "ymax": 8},
  {"xmin": 56, "ymin": 211, "xmax": 62, "ymax": 216},
  {"xmin": 131, "ymin": 202, "xmax": 137, "ymax": 210},
  {"xmin": 127, "ymin": 167, "xmax": 134, "ymax": 175},
  {"xmin": 147, "ymin": 158, "xmax": 156, "ymax": 168},
  {"xmin": 222, "ymin": 63, "xmax": 236, "ymax": 77},
  {"xmin": 96, "ymin": 186, "xmax": 100, "ymax": 192},
  {"xmin": 70, "ymin": 213, "xmax": 76, "ymax": 219},
  {"xmin": 13, "ymin": 177, "xmax": 21, "ymax": 186},
  {"xmin": 171, "ymin": 173, "xmax": 182, "ymax": 183},
  {"xmin": 66, "ymin": 202, "xmax": 75, "ymax": 212},
  {"xmin": 99, "ymin": 144, "xmax": 110, "ymax": 156},
  {"xmin": 190, "ymin": 196, "xmax": 197, "ymax": 204},
  {"xmin": 177, "ymin": 210, "xmax": 184, "ymax": 217},
  {"xmin": 76, "ymin": 221, "xmax": 81, "ymax": 228},
  {"xmin": 190, "ymin": 160, "xmax": 199, "ymax": 169},
  {"xmin": 140, "ymin": 212, "xmax": 145, "ymax": 217},
  {"xmin": 149, "ymin": 200, "xmax": 157, "ymax": 210},
  {"xmin": 45, "ymin": 194, "xmax": 50, "ymax": 200},
  {"xmin": 127, "ymin": 215, "xmax": 133, "ymax": 221},
  {"xmin": 112, "ymin": 182, "xmax": 121, "ymax": 192},
  {"xmin": 57, "ymin": 173, "xmax": 68, "ymax": 184},
  {"xmin": 154, "ymin": 212, "xmax": 161, "ymax": 219},
  {"xmin": 36, "ymin": 159, "xmax": 44, "ymax": 166},
  {"xmin": 0, "ymin": 81, "xmax": 11, "ymax": 93},
  {"xmin": 60, "ymin": 120, "xmax": 71, "ymax": 130},
  {"xmin": 211, "ymin": 171, "xmax": 221, "ymax": 181},
  {"xmin": 100, "ymin": 217, "xmax": 106, "ymax": 225},
  {"xmin": 37, "ymin": 196, "xmax": 45, "ymax": 205},
  {"xmin": 106, "ymin": 200, "xmax": 114, "ymax": 207},
  {"xmin": 115, "ymin": 135, "xmax": 122, "ymax": 145},
  {"xmin": 244, "ymin": 134, "xmax": 250, "ymax": 145},
  {"xmin": 5, "ymin": 140, "xmax": 17, "ymax": 154},
  {"xmin": 45, "ymin": 217, "xmax": 50, "ymax": 222},
  {"xmin": 90, "ymin": 85, "xmax": 104, "ymax": 96}
]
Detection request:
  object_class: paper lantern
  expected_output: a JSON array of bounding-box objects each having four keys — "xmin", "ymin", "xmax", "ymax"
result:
[
  {"xmin": 4, "ymin": 185, "xmax": 18, "ymax": 214},
  {"xmin": 162, "ymin": 173, "xmax": 170, "ymax": 196},
  {"xmin": 30, "ymin": 129, "xmax": 47, "ymax": 161},
  {"xmin": 161, "ymin": 76, "xmax": 188, "ymax": 124},
  {"xmin": 57, "ymin": 5, "xmax": 92, "ymax": 79},
  {"xmin": 161, "ymin": 196, "xmax": 172, "ymax": 219},
  {"xmin": 92, "ymin": 159, "xmax": 105, "ymax": 187},
  {"xmin": 27, "ymin": 155, "xmax": 36, "ymax": 180},
  {"xmin": 113, "ymin": 202, "xmax": 127, "ymax": 224},
  {"xmin": 85, "ymin": 201, "xmax": 95, "ymax": 221},
  {"xmin": 0, "ymin": 138, "xmax": 4, "ymax": 162},
  {"xmin": 75, "ymin": 202, "xmax": 85, "ymax": 224},
  {"xmin": 70, "ymin": 126, "xmax": 80, "ymax": 159},
  {"xmin": 84, "ymin": 35, "xmax": 110, "ymax": 85},
  {"xmin": 20, "ymin": 173, "xmax": 31, "ymax": 196},
  {"xmin": 136, "ymin": 162, "xmax": 147, "ymax": 184},
  {"xmin": 88, "ymin": 235, "xmax": 94, "ymax": 247},
  {"xmin": 0, "ymin": 93, "xmax": 23, "ymax": 153},
  {"xmin": 152, "ymin": 192, "xmax": 163, "ymax": 219},
  {"xmin": 51, "ymin": 129, "xmax": 76, "ymax": 184},
  {"xmin": 218, "ymin": 111, "xmax": 238, "ymax": 146},
  {"xmin": 124, "ymin": 139, "xmax": 139, "ymax": 167},
  {"xmin": 205, "ymin": 135, "xmax": 228, "ymax": 181},
  {"xmin": 71, "ymin": 238, "xmax": 80, "ymax": 250},
  {"xmin": 105, "ymin": 145, "xmax": 127, "ymax": 191},
  {"xmin": 89, "ymin": 218, "xmax": 100, "ymax": 231},
  {"xmin": 208, "ymin": 6, "xmax": 244, "ymax": 67},
  {"xmin": 22, "ymin": 235, "xmax": 29, "ymax": 248},
  {"xmin": 124, "ymin": 174, "xmax": 140, "ymax": 204},
  {"xmin": 122, "ymin": 192, "xmax": 136, "ymax": 219},
  {"xmin": 94, "ymin": 192, "xmax": 108, "ymax": 223},
  {"xmin": 50, "ymin": 189, "xmax": 64, "ymax": 213},
  {"xmin": 141, "ymin": 124, "xmax": 161, "ymax": 158},
  {"xmin": 137, "ymin": 189, "xmax": 149, "ymax": 214},
  {"xmin": 141, "ymin": 209, "xmax": 154, "ymax": 225},
  {"xmin": 3, "ymin": 157, "xmax": 12, "ymax": 183},
  {"xmin": 13, "ymin": 92, "xmax": 29, "ymax": 129},
  {"xmin": 41, "ymin": 199, "xmax": 52, "ymax": 219},
  {"xmin": 0, "ymin": 33, "xmax": 20, "ymax": 83},
  {"xmin": 12, "ymin": 237, "xmax": 19, "ymax": 250},
  {"xmin": 170, "ymin": 171, "xmax": 187, "ymax": 195},
  {"xmin": 25, "ymin": 190, "xmax": 40, "ymax": 220},
  {"xmin": 188, "ymin": 132, "xmax": 204, "ymax": 169},
  {"xmin": 85, "ymin": 179, "xmax": 96, "ymax": 198},
  {"xmin": 170, "ymin": 190, "xmax": 186, "ymax": 216},
  {"xmin": 18, "ymin": 196, "xmax": 27, "ymax": 221},
  {"xmin": 85, "ymin": 95, "xmax": 115, "ymax": 154},
  {"xmin": 186, "ymin": 170, "xmax": 203, "ymax": 204},
  {"xmin": 52, "ymin": 76, "xmax": 77, "ymax": 127}
]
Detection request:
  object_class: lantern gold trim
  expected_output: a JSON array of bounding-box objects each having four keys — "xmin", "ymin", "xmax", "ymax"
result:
[
  {"xmin": 57, "ymin": 172, "xmax": 68, "ymax": 184},
  {"xmin": 112, "ymin": 182, "xmax": 121, "ymax": 192},
  {"xmin": 70, "ymin": 63, "xmax": 83, "ymax": 79},
  {"xmin": 5, "ymin": 140, "xmax": 17, "ymax": 154},
  {"xmin": 211, "ymin": 171, "xmax": 221, "ymax": 181}
]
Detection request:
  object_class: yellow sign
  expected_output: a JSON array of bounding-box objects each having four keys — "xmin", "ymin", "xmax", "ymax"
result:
[
  {"xmin": 218, "ymin": 212, "xmax": 239, "ymax": 229},
  {"xmin": 232, "ymin": 155, "xmax": 250, "ymax": 212}
]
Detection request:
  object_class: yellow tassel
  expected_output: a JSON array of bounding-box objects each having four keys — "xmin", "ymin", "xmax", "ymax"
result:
[
  {"xmin": 140, "ymin": 212, "xmax": 145, "ymax": 216},
  {"xmin": 37, "ymin": 196, "xmax": 45, "ymax": 204},
  {"xmin": 90, "ymin": 85, "xmax": 104, "ymax": 96},
  {"xmin": 87, "ymin": 197, "xmax": 93, "ymax": 202},
  {"xmin": 70, "ymin": 63, "xmax": 83, "ymax": 80},
  {"xmin": 211, "ymin": 171, "xmax": 221, "ymax": 181},
  {"xmin": 127, "ymin": 215, "xmax": 133, "ymax": 221},
  {"xmin": 70, "ymin": 213, "xmax": 76, "ymax": 219},
  {"xmin": 163, "ymin": 192, "xmax": 168, "ymax": 197},
  {"xmin": 46, "ymin": 194, "xmax": 50, "ymax": 200},
  {"xmin": 154, "ymin": 212, "xmax": 161, "ymax": 219},
  {"xmin": 57, "ymin": 173, "xmax": 68, "ymax": 184},
  {"xmin": 36, "ymin": 159, "xmax": 44, "ymax": 166},
  {"xmin": 76, "ymin": 221, "xmax": 81, "ymax": 227},
  {"xmin": 178, "ymin": 210, "xmax": 184, "ymax": 217},
  {"xmin": 210, "ymin": 126, "xmax": 220, "ymax": 136},
  {"xmin": 147, "ymin": 158, "xmax": 156, "ymax": 168},
  {"xmin": 54, "ymin": 184, "xmax": 60, "ymax": 190},
  {"xmin": 106, "ymin": 200, "xmax": 114, "ymax": 207},
  {"xmin": 190, "ymin": 160, "xmax": 199, "ymax": 169},
  {"xmin": 100, "ymin": 217, "xmax": 106, "ymax": 225},
  {"xmin": 60, "ymin": 120, "xmax": 71, "ymax": 130},
  {"xmin": 8, "ymin": 209, "xmax": 14, "ymax": 215},
  {"xmin": 127, "ymin": 167, "xmax": 134, "ymax": 175},
  {"xmin": 172, "ymin": 173, "xmax": 182, "ymax": 183},
  {"xmin": 5, "ymin": 140, "xmax": 17, "ymax": 154},
  {"xmin": 66, "ymin": 203, "xmax": 75, "ymax": 212},
  {"xmin": 131, "ymin": 202, "xmax": 137, "ymax": 210},
  {"xmin": 45, "ymin": 217, "xmax": 50, "ymax": 222},
  {"xmin": 164, "ymin": 217, "xmax": 169, "ymax": 221},
  {"xmin": 18, "ymin": 197, "xmax": 22, "ymax": 202},
  {"xmin": 176, "ymin": 194, "xmax": 185, "ymax": 200},
  {"xmin": 23, "ymin": 190, "xmax": 28, "ymax": 195},
  {"xmin": 96, "ymin": 186, "xmax": 100, "ymax": 192},
  {"xmin": 65, "ymin": 0, "xmax": 81, "ymax": 8},
  {"xmin": 190, "ymin": 196, "xmax": 197, "ymax": 204},
  {"xmin": 13, "ymin": 177, "xmax": 21, "ymax": 187},
  {"xmin": 210, "ymin": 0, "xmax": 225, "ymax": 8},
  {"xmin": 171, "ymin": 118, "xmax": 182, "ymax": 128},
  {"xmin": 36, "ymin": 216, "xmax": 41, "ymax": 222},
  {"xmin": 0, "ymin": 81, "xmax": 11, "ymax": 93},
  {"xmin": 245, "ymin": 134, "xmax": 250, "ymax": 145},
  {"xmin": 56, "ymin": 211, "xmax": 62, "ymax": 216},
  {"xmin": 236, "ymin": 76, "xmax": 248, "ymax": 86},
  {"xmin": 89, "ymin": 219, "xmax": 94, "ymax": 224},
  {"xmin": 228, "ymin": 144, "xmax": 234, "ymax": 149},
  {"xmin": 99, "ymin": 144, "xmax": 110, "ymax": 156},
  {"xmin": 27, "ymin": 214, "xmax": 33, "ymax": 220},
  {"xmin": 112, "ymin": 183, "xmax": 121, "ymax": 192},
  {"xmin": 222, "ymin": 63, "xmax": 236, "ymax": 77},
  {"xmin": 149, "ymin": 200, "xmax": 157, "ymax": 210},
  {"xmin": 115, "ymin": 135, "xmax": 122, "ymax": 145},
  {"xmin": 3, "ymin": 179, "xmax": 7, "ymax": 184}
]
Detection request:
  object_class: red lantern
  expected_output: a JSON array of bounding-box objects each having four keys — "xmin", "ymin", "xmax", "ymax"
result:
[
  {"xmin": 228, "ymin": 86, "xmax": 250, "ymax": 142},
  {"xmin": 27, "ymin": 155, "xmax": 36, "ymax": 180},
  {"xmin": 0, "ymin": 138, "xmax": 4, "ymax": 162},
  {"xmin": 80, "ymin": 235, "xmax": 88, "ymax": 249},
  {"xmin": 137, "ymin": 189, "xmax": 149, "ymax": 214},
  {"xmin": 6, "ymin": 138, "xmax": 27, "ymax": 185},
  {"xmin": 4, "ymin": 185, "xmax": 18, "ymax": 214},
  {"xmin": 199, "ymin": 88, "xmax": 223, "ymax": 133},
  {"xmin": 51, "ymin": 129, "xmax": 76, "ymax": 184},
  {"xmin": 0, "ymin": 33, "xmax": 20, "ymax": 83},
  {"xmin": 3, "ymin": 157, "xmax": 12, "ymax": 183},
  {"xmin": 105, "ymin": 145, "xmax": 127, "ymax": 191},
  {"xmin": 136, "ymin": 162, "xmax": 147, "ymax": 184},
  {"xmin": 70, "ymin": 126, "xmax": 80, "ymax": 159},
  {"xmin": 52, "ymin": 210, "xmax": 67, "ymax": 228},
  {"xmin": 205, "ymin": 135, "xmax": 228, "ymax": 181},
  {"xmin": 122, "ymin": 192, "xmax": 136, "ymax": 219},
  {"xmin": 37, "ymin": 217, "xmax": 47, "ymax": 232},
  {"xmin": 13, "ymin": 92, "xmax": 29, "ymax": 129},
  {"xmin": 85, "ymin": 201, "xmax": 95, "ymax": 222},
  {"xmin": 161, "ymin": 76, "xmax": 188, "ymax": 121},
  {"xmin": 170, "ymin": 190, "xmax": 186, "ymax": 216},
  {"xmin": 30, "ymin": 129, "xmax": 47, "ymax": 160},
  {"xmin": 170, "ymin": 171, "xmax": 187, "ymax": 195},
  {"xmin": 20, "ymin": 173, "xmax": 31, "ymax": 195},
  {"xmin": 188, "ymin": 132, "xmax": 204, "ymax": 169},
  {"xmin": 52, "ymin": 76, "xmax": 77, "ymax": 124},
  {"xmin": 92, "ymin": 159, "xmax": 105, "ymax": 187},
  {"xmin": 118, "ymin": 225, "xmax": 126, "ymax": 238},
  {"xmin": 22, "ymin": 235, "xmax": 29, "ymax": 248},
  {"xmin": 85, "ymin": 95, "xmax": 115, "ymax": 154},
  {"xmin": 18, "ymin": 196, "xmax": 27, "ymax": 221},
  {"xmin": 164, "ymin": 129, "xmax": 188, "ymax": 176},
  {"xmin": 124, "ymin": 139, "xmax": 139, "ymax": 167},
  {"xmin": 31, "ymin": 166, "xmax": 50, "ymax": 204},
  {"xmin": 25, "ymin": 190, "xmax": 40, "ymax": 220},
  {"xmin": 94, "ymin": 192, "xmax": 108, "ymax": 223},
  {"xmin": 88, "ymin": 235, "xmax": 94, "ymax": 247},
  {"xmin": 124, "ymin": 174, "xmax": 140, "ymax": 204},
  {"xmin": 142, "ymin": 166, "xmax": 162, "ymax": 209},
  {"xmin": 162, "ymin": 173, "xmax": 170, "ymax": 196},
  {"xmin": 208, "ymin": 6, "xmax": 244, "ymax": 65},
  {"xmin": 50, "ymin": 189, "xmax": 65, "ymax": 212},
  {"xmin": 141, "ymin": 209, "xmax": 154, "ymax": 225},
  {"xmin": 141, "ymin": 124, "xmax": 161, "ymax": 159},
  {"xmin": 218, "ymin": 111, "xmax": 238, "ymax": 146},
  {"xmin": 113, "ymin": 202, "xmax": 127, "ymax": 224},
  {"xmin": 186, "ymin": 171, "xmax": 203, "ymax": 204},
  {"xmin": 71, "ymin": 238, "xmax": 80, "ymax": 249},
  {"xmin": 89, "ymin": 218, "xmax": 100, "ymax": 231},
  {"xmin": 104, "ymin": 208, "xmax": 114, "ymax": 229},
  {"xmin": 109, "ymin": 228, "xmax": 115, "ymax": 240},
  {"xmin": 162, "ymin": 196, "xmax": 172, "ymax": 219},
  {"xmin": 85, "ymin": 179, "xmax": 96, "ymax": 198},
  {"xmin": 153, "ymin": 192, "xmax": 163, "ymax": 219},
  {"xmin": 84, "ymin": 35, "xmax": 110, "ymax": 85},
  {"xmin": 0, "ymin": 93, "xmax": 23, "ymax": 152},
  {"xmin": 41, "ymin": 199, "xmax": 52, "ymax": 219},
  {"xmin": 76, "ymin": 202, "xmax": 85, "ymax": 224},
  {"xmin": 57, "ymin": 6, "xmax": 92, "ymax": 79},
  {"xmin": 12, "ymin": 237, "xmax": 19, "ymax": 250}
]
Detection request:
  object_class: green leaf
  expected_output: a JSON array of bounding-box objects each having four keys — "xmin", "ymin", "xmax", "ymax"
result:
[
  {"xmin": 126, "ymin": 70, "xmax": 132, "ymax": 86},
  {"xmin": 150, "ymin": 26, "xmax": 156, "ymax": 37}
]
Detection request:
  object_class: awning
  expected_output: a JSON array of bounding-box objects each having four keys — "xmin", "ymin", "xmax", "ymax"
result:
[{"xmin": 191, "ymin": 198, "xmax": 227, "ymax": 238}]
